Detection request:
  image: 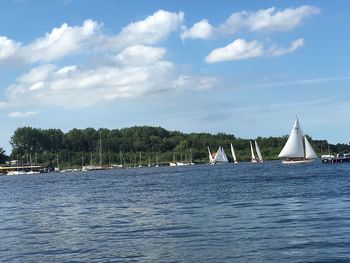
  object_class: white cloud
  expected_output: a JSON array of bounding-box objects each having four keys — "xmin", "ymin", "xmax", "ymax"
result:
[
  {"xmin": 8, "ymin": 111, "xmax": 39, "ymax": 118},
  {"xmin": 3, "ymin": 45, "xmax": 216, "ymax": 108},
  {"xmin": 0, "ymin": 10, "xmax": 184, "ymax": 66},
  {"xmin": 0, "ymin": 20, "xmax": 100, "ymax": 65},
  {"xmin": 23, "ymin": 19, "xmax": 100, "ymax": 63},
  {"xmin": 115, "ymin": 45, "xmax": 166, "ymax": 65},
  {"xmin": 0, "ymin": 101, "xmax": 8, "ymax": 108},
  {"xmin": 18, "ymin": 64, "xmax": 56, "ymax": 83},
  {"xmin": 245, "ymin": 6, "xmax": 320, "ymax": 32},
  {"xmin": 0, "ymin": 36, "xmax": 19, "ymax": 60},
  {"xmin": 206, "ymin": 38, "xmax": 304, "ymax": 63},
  {"xmin": 0, "ymin": 10, "xmax": 217, "ymax": 110},
  {"xmin": 269, "ymin": 38, "xmax": 304, "ymax": 56},
  {"xmin": 0, "ymin": 20, "xmax": 101, "ymax": 64},
  {"xmin": 111, "ymin": 10, "xmax": 184, "ymax": 47},
  {"xmin": 206, "ymin": 39, "xmax": 263, "ymax": 63},
  {"xmin": 184, "ymin": 5, "xmax": 320, "ymax": 40},
  {"xmin": 181, "ymin": 19, "xmax": 214, "ymax": 40}
]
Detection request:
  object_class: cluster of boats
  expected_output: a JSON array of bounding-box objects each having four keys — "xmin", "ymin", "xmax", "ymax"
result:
[
  {"xmin": 208, "ymin": 117, "xmax": 323, "ymax": 165},
  {"xmin": 321, "ymin": 152, "xmax": 350, "ymax": 163},
  {"xmin": 1, "ymin": 117, "xmax": 347, "ymax": 176},
  {"xmin": 207, "ymin": 140, "xmax": 263, "ymax": 165}
]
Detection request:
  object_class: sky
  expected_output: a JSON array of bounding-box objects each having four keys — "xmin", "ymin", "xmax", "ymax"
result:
[{"xmin": 0, "ymin": 0, "xmax": 349, "ymax": 153}]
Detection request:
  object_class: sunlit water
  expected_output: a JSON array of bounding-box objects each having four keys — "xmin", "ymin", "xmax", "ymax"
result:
[{"xmin": 1, "ymin": 161, "xmax": 350, "ymax": 262}]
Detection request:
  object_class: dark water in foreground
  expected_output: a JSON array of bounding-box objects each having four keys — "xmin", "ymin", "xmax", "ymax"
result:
[{"xmin": 1, "ymin": 161, "xmax": 350, "ymax": 262}]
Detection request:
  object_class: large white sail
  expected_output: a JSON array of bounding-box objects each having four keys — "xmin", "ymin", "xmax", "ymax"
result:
[
  {"xmin": 250, "ymin": 141, "xmax": 257, "ymax": 162},
  {"xmin": 214, "ymin": 146, "xmax": 228, "ymax": 163},
  {"xmin": 304, "ymin": 137, "xmax": 318, "ymax": 159},
  {"xmin": 230, "ymin": 143, "xmax": 237, "ymax": 163},
  {"xmin": 255, "ymin": 140, "xmax": 263, "ymax": 162},
  {"xmin": 212, "ymin": 147, "xmax": 227, "ymax": 163},
  {"xmin": 278, "ymin": 117, "xmax": 304, "ymax": 158}
]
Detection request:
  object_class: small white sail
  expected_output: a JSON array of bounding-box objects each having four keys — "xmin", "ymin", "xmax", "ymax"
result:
[
  {"xmin": 208, "ymin": 146, "xmax": 215, "ymax": 164},
  {"xmin": 250, "ymin": 141, "xmax": 257, "ymax": 162},
  {"xmin": 255, "ymin": 140, "xmax": 263, "ymax": 162},
  {"xmin": 278, "ymin": 117, "xmax": 304, "ymax": 158},
  {"xmin": 304, "ymin": 137, "xmax": 318, "ymax": 159},
  {"xmin": 230, "ymin": 143, "xmax": 238, "ymax": 163},
  {"xmin": 221, "ymin": 147, "xmax": 229, "ymax": 162}
]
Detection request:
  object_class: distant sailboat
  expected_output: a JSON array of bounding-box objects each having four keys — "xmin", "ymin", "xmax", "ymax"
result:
[
  {"xmin": 82, "ymin": 132, "xmax": 104, "ymax": 171},
  {"xmin": 208, "ymin": 146, "xmax": 228, "ymax": 164},
  {"xmin": 250, "ymin": 141, "xmax": 258, "ymax": 163},
  {"xmin": 155, "ymin": 155, "xmax": 159, "ymax": 167},
  {"xmin": 255, "ymin": 140, "xmax": 263, "ymax": 162},
  {"xmin": 278, "ymin": 117, "xmax": 318, "ymax": 164},
  {"xmin": 138, "ymin": 152, "xmax": 142, "ymax": 168},
  {"xmin": 249, "ymin": 140, "xmax": 263, "ymax": 163},
  {"xmin": 148, "ymin": 156, "xmax": 151, "ymax": 167},
  {"xmin": 230, "ymin": 143, "xmax": 238, "ymax": 163},
  {"xmin": 189, "ymin": 148, "xmax": 195, "ymax": 165},
  {"xmin": 169, "ymin": 153, "xmax": 177, "ymax": 166},
  {"xmin": 111, "ymin": 151, "xmax": 127, "ymax": 169}
]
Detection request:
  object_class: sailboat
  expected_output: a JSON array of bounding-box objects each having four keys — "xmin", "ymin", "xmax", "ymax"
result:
[
  {"xmin": 169, "ymin": 153, "xmax": 177, "ymax": 166},
  {"xmin": 249, "ymin": 140, "xmax": 263, "ymax": 163},
  {"xmin": 148, "ymin": 156, "xmax": 152, "ymax": 167},
  {"xmin": 189, "ymin": 148, "xmax": 195, "ymax": 165},
  {"xmin": 278, "ymin": 117, "xmax": 318, "ymax": 164},
  {"xmin": 82, "ymin": 131, "xmax": 104, "ymax": 171},
  {"xmin": 155, "ymin": 155, "xmax": 159, "ymax": 167},
  {"xmin": 255, "ymin": 140, "xmax": 263, "ymax": 162},
  {"xmin": 138, "ymin": 152, "xmax": 142, "ymax": 168},
  {"xmin": 111, "ymin": 151, "xmax": 126, "ymax": 169},
  {"xmin": 250, "ymin": 141, "xmax": 258, "ymax": 163},
  {"xmin": 208, "ymin": 146, "xmax": 228, "ymax": 164},
  {"xmin": 230, "ymin": 143, "xmax": 238, "ymax": 163}
]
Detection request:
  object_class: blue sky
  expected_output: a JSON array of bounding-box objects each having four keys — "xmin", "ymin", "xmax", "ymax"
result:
[{"xmin": 0, "ymin": 0, "xmax": 349, "ymax": 153}]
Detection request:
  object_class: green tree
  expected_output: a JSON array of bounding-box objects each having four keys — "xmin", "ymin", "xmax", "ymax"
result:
[{"xmin": 0, "ymin": 147, "xmax": 8, "ymax": 164}]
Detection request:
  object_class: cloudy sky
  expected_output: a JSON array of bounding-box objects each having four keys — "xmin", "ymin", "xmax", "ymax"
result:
[{"xmin": 0, "ymin": 0, "xmax": 349, "ymax": 153}]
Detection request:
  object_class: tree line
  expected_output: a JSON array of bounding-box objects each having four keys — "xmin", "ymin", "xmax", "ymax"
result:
[{"xmin": 4, "ymin": 126, "xmax": 350, "ymax": 168}]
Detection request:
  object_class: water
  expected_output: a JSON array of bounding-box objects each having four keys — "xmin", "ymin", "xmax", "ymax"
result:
[{"xmin": 1, "ymin": 161, "xmax": 350, "ymax": 262}]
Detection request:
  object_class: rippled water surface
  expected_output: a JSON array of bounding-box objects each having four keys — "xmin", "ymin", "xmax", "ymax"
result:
[{"xmin": 1, "ymin": 161, "xmax": 350, "ymax": 262}]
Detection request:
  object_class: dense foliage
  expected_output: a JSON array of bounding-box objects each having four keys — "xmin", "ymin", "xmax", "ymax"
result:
[
  {"xmin": 8, "ymin": 126, "xmax": 350, "ymax": 168},
  {"xmin": 0, "ymin": 147, "xmax": 8, "ymax": 164}
]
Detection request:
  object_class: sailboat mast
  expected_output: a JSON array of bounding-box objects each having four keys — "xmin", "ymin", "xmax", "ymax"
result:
[
  {"xmin": 99, "ymin": 131, "xmax": 102, "ymax": 167},
  {"xmin": 57, "ymin": 153, "xmax": 60, "ymax": 171}
]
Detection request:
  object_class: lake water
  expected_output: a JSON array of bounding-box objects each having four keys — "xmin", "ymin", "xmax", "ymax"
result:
[{"xmin": 1, "ymin": 161, "xmax": 350, "ymax": 262}]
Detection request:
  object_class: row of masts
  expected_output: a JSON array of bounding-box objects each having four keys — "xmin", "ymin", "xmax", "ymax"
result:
[{"xmin": 21, "ymin": 117, "xmax": 319, "ymax": 171}]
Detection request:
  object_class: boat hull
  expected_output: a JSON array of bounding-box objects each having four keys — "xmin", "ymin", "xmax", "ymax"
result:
[{"xmin": 282, "ymin": 159, "xmax": 315, "ymax": 164}]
